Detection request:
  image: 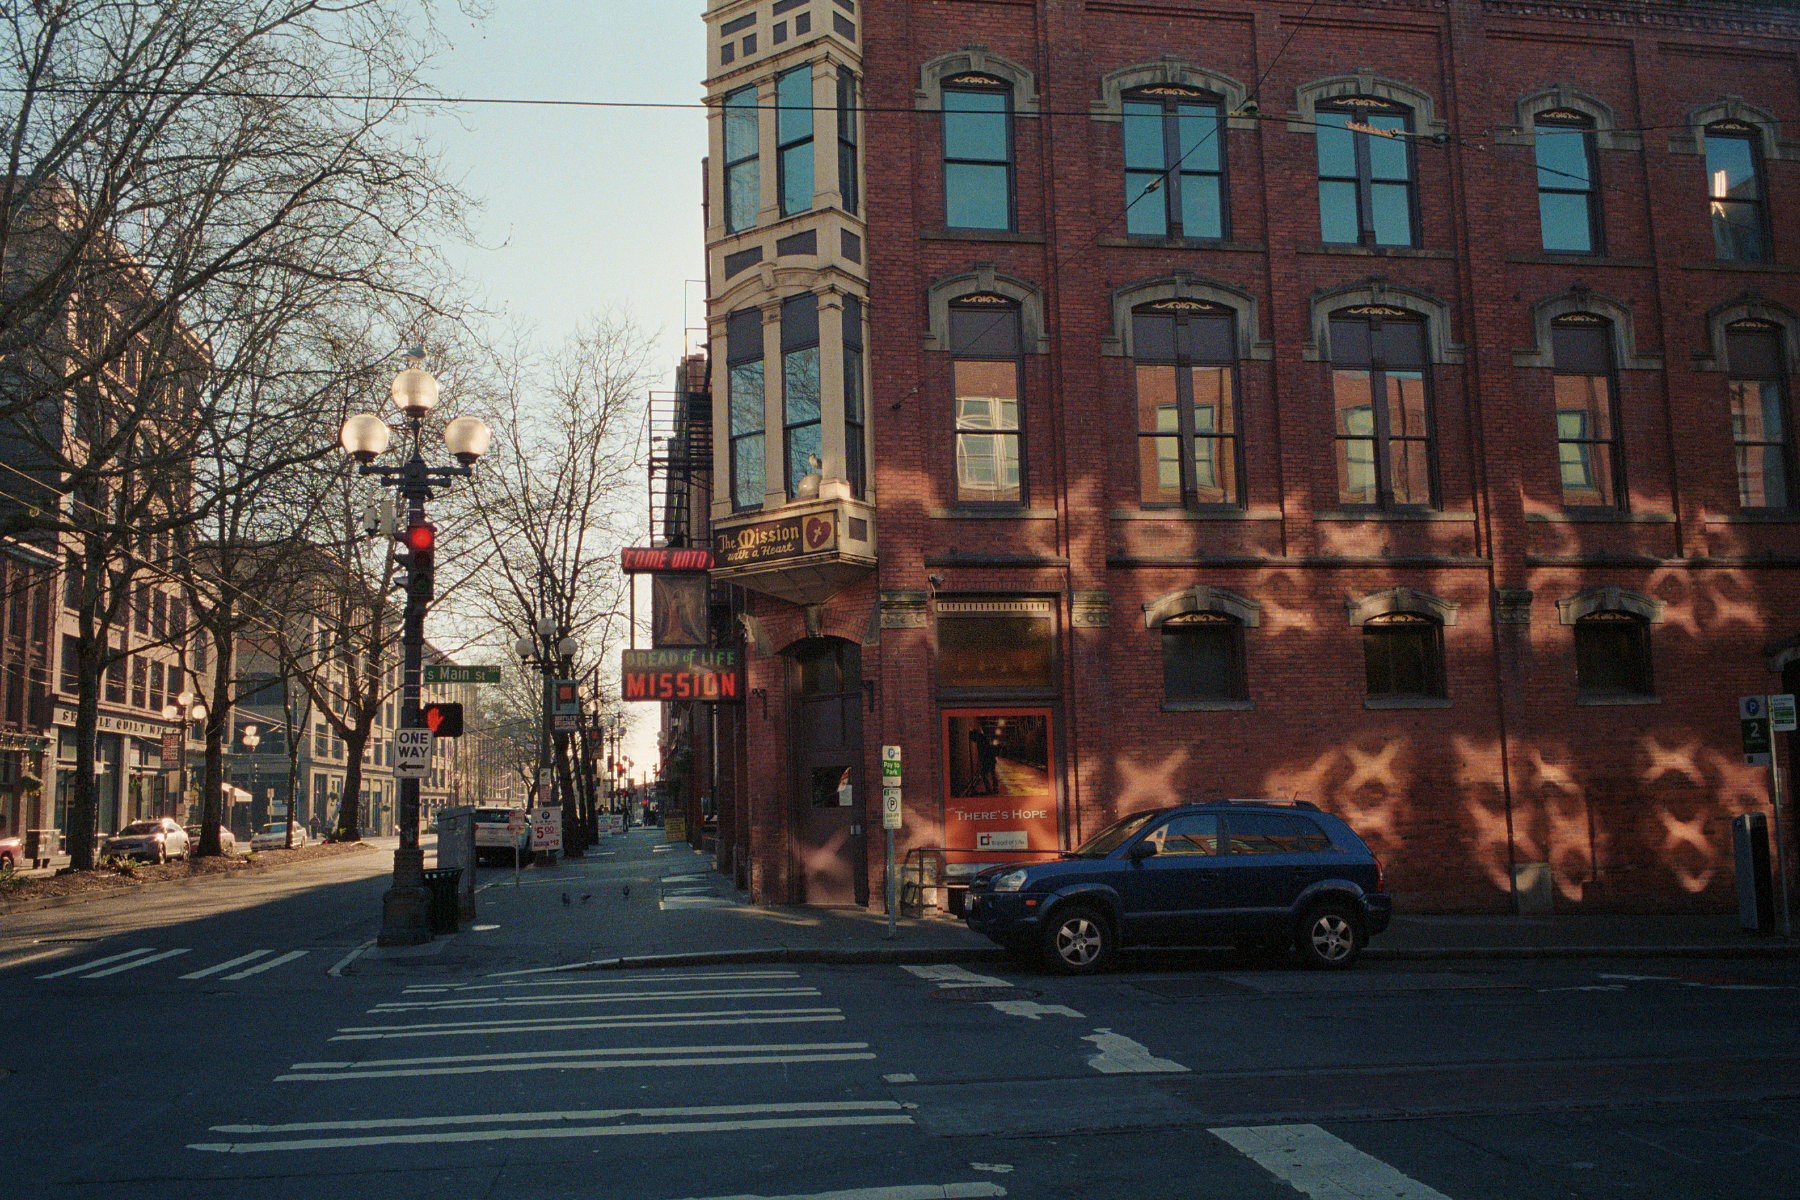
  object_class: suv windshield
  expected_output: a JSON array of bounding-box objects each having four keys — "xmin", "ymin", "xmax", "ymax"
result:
[{"xmin": 1068, "ymin": 810, "xmax": 1163, "ymax": 858}]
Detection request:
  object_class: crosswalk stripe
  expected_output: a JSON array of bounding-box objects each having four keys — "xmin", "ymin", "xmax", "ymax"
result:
[
  {"xmin": 37, "ymin": 946, "xmax": 157, "ymax": 978},
  {"xmin": 280, "ymin": 1048, "xmax": 877, "ymax": 1083},
  {"xmin": 372, "ymin": 986, "xmax": 819, "ymax": 1012},
  {"xmin": 181, "ymin": 950, "xmax": 274, "ymax": 980},
  {"xmin": 212, "ymin": 1099, "xmax": 904, "ymax": 1135},
  {"xmin": 190, "ymin": 1111, "xmax": 910, "ymax": 1153},
  {"xmin": 331, "ymin": 1009, "xmax": 845, "ymax": 1041},
  {"xmin": 1211, "ymin": 1124, "xmax": 1455, "ymax": 1200},
  {"xmin": 223, "ymin": 950, "xmax": 308, "ymax": 979},
  {"xmin": 80, "ymin": 948, "xmax": 191, "ymax": 978}
]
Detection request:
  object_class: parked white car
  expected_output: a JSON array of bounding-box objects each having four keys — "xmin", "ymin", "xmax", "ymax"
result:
[
  {"xmin": 250, "ymin": 822, "xmax": 309, "ymax": 851},
  {"xmin": 101, "ymin": 818, "xmax": 189, "ymax": 863},
  {"xmin": 472, "ymin": 806, "xmax": 531, "ymax": 865}
]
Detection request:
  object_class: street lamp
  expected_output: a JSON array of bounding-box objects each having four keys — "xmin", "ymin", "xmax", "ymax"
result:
[
  {"xmin": 515, "ymin": 623, "xmax": 582, "ymax": 858},
  {"xmin": 240, "ymin": 725, "xmax": 271, "ymax": 847},
  {"xmin": 338, "ymin": 352, "xmax": 491, "ymax": 946},
  {"xmin": 163, "ymin": 691, "xmax": 206, "ymax": 832}
]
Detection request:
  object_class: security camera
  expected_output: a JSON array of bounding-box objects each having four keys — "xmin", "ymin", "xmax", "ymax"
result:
[{"xmin": 927, "ymin": 573, "xmax": 946, "ymax": 590}]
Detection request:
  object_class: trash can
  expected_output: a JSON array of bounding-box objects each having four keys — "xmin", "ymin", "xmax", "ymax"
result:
[
  {"xmin": 1733, "ymin": 812, "xmax": 1775, "ymax": 934},
  {"xmin": 421, "ymin": 867, "xmax": 463, "ymax": 934}
]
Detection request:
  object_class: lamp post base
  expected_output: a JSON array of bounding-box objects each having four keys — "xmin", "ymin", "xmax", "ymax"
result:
[
  {"xmin": 376, "ymin": 845, "xmax": 432, "ymax": 946},
  {"xmin": 377, "ymin": 884, "xmax": 433, "ymax": 945}
]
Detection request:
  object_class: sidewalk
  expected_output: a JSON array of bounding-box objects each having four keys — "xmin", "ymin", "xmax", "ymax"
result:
[{"xmin": 364, "ymin": 828, "xmax": 1800, "ymax": 973}]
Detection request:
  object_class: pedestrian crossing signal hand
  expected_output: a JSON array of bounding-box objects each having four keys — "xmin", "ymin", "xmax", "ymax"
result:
[{"xmin": 422, "ymin": 702, "xmax": 463, "ymax": 737}]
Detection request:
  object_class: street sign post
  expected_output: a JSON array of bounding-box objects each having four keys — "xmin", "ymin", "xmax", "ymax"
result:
[
  {"xmin": 1742, "ymin": 695, "xmax": 1792, "ymax": 936},
  {"xmin": 394, "ymin": 728, "xmax": 434, "ymax": 779},
  {"xmin": 881, "ymin": 746, "xmax": 902, "ymax": 939}
]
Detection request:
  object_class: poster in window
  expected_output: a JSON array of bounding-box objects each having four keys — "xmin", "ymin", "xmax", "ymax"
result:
[{"xmin": 941, "ymin": 707, "xmax": 1058, "ymax": 877}]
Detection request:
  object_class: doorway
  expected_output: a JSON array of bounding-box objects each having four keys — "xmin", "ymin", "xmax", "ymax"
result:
[{"xmin": 788, "ymin": 638, "xmax": 866, "ymax": 906}]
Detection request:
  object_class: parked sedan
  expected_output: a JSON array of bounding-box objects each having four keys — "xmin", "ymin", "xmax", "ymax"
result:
[
  {"xmin": 963, "ymin": 800, "xmax": 1391, "ymax": 973},
  {"xmin": 183, "ymin": 826, "xmax": 236, "ymax": 854},
  {"xmin": 250, "ymin": 823, "xmax": 308, "ymax": 851},
  {"xmin": 101, "ymin": 818, "xmax": 190, "ymax": 863}
]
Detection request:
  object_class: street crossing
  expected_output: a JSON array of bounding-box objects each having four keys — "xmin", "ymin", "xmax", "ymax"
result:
[{"xmin": 26, "ymin": 943, "xmax": 326, "ymax": 983}]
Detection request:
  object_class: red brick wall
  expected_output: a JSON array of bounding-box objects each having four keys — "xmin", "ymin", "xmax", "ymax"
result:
[{"xmin": 725, "ymin": 0, "xmax": 1800, "ymax": 914}]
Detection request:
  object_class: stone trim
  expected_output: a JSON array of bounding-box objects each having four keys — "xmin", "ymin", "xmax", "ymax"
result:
[
  {"xmin": 923, "ymin": 263, "xmax": 1049, "ymax": 354},
  {"xmin": 1697, "ymin": 292, "xmax": 1800, "ymax": 375},
  {"xmin": 1512, "ymin": 285, "xmax": 1663, "ymax": 370},
  {"xmin": 915, "ymin": 46, "xmax": 1038, "ymax": 114},
  {"xmin": 1288, "ymin": 70, "xmax": 1446, "ymax": 139},
  {"xmin": 1668, "ymin": 97, "xmax": 1799, "ymax": 161},
  {"xmin": 1143, "ymin": 584, "xmax": 1262, "ymax": 629},
  {"xmin": 1555, "ymin": 586, "xmax": 1666, "ymax": 625},
  {"xmin": 1090, "ymin": 58, "xmax": 1253, "ymax": 131},
  {"xmin": 1102, "ymin": 273, "xmax": 1272, "ymax": 360},
  {"xmin": 1493, "ymin": 588, "xmax": 1535, "ymax": 625},
  {"xmin": 1346, "ymin": 585, "xmax": 1459, "ymax": 627},
  {"xmin": 1303, "ymin": 277, "xmax": 1465, "ymax": 364},
  {"xmin": 1495, "ymin": 84, "xmax": 1641, "ymax": 152}
]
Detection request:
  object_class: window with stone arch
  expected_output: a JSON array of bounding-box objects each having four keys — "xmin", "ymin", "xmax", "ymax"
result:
[
  {"xmin": 1121, "ymin": 84, "xmax": 1226, "ymax": 240},
  {"xmin": 1559, "ymin": 588, "xmax": 1662, "ymax": 700},
  {"xmin": 1534, "ymin": 109, "xmax": 1602, "ymax": 254},
  {"xmin": 1706, "ymin": 120, "xmax": 1770, "ymax": 263},
  {"xmin": 1315, "ymin": 96, "xmax": 1416, "ymax": 247},
  {"xmin": 1143, "ymin": 585, "xmax": 1260, "ymax": 708},
  {"xmin": 1348, "ymin": 587, "xmax": 1456, "ymax": 705},
  {"xmin": 942, "ymin": 73, "xmax": 1014, "ymax": 231},
  {"xmin": 1328, "ymin": 306, "xmax": 1436, "ymax": 509},
  {"xmin": 1551, "ymin": 314, "xmax": 1623, "ymax": 509},
  {"xmin": 1726, "ymin": 319, "xmax": 1796, "ymax": 510}
]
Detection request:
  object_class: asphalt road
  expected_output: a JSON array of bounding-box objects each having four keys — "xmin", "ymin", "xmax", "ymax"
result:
[{"xmin": 2, "ymin": 837, "xmax": 1797, "ymax": 1200}]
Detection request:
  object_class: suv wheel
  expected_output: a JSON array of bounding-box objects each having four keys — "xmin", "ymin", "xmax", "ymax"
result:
[
  {"xmin": 1296, "ymin": 901, "xmax": 1361, "ymax": 969},
  {"xmin": 1041, "ymin": 904, "xmax": 1112, "ymax": 974}
]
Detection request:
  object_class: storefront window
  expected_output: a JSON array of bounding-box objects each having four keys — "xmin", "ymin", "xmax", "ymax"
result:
[{"xmin": 937, "ymin": 602, "xmax": 1055, "ymax": 691}]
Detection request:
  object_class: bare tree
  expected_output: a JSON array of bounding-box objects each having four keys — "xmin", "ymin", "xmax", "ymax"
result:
[
  {"xmin": 461, "ymin": 316, "xmax": 653, "ymax": 849},
  {"xmin": 0, "ymin": 1, "xmax": 474, "ymax": 868}
]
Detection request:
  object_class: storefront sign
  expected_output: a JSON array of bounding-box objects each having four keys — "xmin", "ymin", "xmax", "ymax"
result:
[
  {"xmin": 941, "ymin": 708, "xmax": 1059, "ymax": 876},
  {"xmin": 621, "ymin": 649, "xmax": 741, "ymax": 702},
  {"xmin": 621, "ymin": 546, "xmax": 715, "ymax": 573},
  {"xmin": 715, "ymin": 512, "xmax": 836, "ymax": 568}
]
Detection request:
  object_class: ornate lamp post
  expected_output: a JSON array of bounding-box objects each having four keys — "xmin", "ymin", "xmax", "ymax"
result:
[
  {"xmin": 339, "ymin": 353, "xmax": 491, "ymax": 946},
  {"xmin": 164, "ymin": 691, "xmax": 206, "ymax": 832}
]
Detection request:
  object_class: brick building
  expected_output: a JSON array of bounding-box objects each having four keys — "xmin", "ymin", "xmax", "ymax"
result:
[{"xmin": 688, "ymin": 0, "xmax": 1800, "ymax": 915}]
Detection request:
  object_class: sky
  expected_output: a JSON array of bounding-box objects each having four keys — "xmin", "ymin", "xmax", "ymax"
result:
[{"xmin": 418, "ymin": 2, "xmax": 710, "ymax": 776}]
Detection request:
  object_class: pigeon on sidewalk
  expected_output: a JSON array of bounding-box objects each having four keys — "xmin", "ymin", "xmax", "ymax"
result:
[{"xmin": 561, "ymin": 893, "xmax": 570, "ymax": 906}]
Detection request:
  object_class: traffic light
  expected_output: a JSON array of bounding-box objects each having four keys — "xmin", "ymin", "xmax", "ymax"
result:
[
  {"xmin": 421, "ymin": 701, "xmax": 463, "ymax": 737},
  {"xmin": 400, "ymin": 521, "xmax": 435, "ymax": 600}
]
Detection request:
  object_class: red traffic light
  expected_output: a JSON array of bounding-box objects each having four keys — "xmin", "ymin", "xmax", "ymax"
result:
[{"xmin": 403, "ymin": 523, "xmax": 435, "ymax": 552}]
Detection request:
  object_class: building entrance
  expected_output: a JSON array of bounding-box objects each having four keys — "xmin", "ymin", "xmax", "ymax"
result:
[{"xmin": 788, "ymin": 638, "xmax": 866, "ymax": 906}]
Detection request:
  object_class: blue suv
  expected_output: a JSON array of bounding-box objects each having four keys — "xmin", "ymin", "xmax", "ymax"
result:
[{"xmin": 962, "ymin": 801, "xmax": 1392, "ymax": 973}]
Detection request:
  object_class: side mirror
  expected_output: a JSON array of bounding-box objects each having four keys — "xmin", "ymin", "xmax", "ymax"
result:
[{"xmin": 1128, "ymin": 839, "xmax": 1158, "ymax": 861}]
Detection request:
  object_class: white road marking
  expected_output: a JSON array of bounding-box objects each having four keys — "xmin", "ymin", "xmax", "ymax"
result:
[
  {"xmin": 281, "ymin": 1042, "xmax": 876, "ymax": 1082},
  {"xmin": 1081, "ymin": 1028, "xmax": 1187, "ymax": 1074},
  {"xmin": 181, "ymin": 950, "xmax": 274, "ymax": 979},
  {"xmin": 192, "ymin": 1112, "xmax": 910, "ymax": 1153},
  {"xmin": 884, "ymin": 1073, "xmax": 918, "ymax": 1084},
  {"xmin": 902, "ymin": 965, "xmax": 1012, "ymax": 988},
  {"xmin": 37, "ymin": 946, "xmax": 157, "ymax": 978},
  {"xmin": 212, "ymin": 1099, "xmax": 904, "ymax": 1136},
  {"xmin": 327, "ymin": 941, "xmax": 371, "ymax": 977},
  {"xmin": 223, "ymin": 950, "xmax": 308, "ymax": 979},
  {"xmin": 465, "ymin": 970, "xmax": 800, "ymax": 988},
  {"xmin": 987, "ymin": 1000, "xmax": 1082, "ymax": 1021},
  {"xmin": 669, "ymin": 1187, "xmax": 1005, "ymax": 1200},
  {"xmin": 372, "ymin": 986, "xmax": 819, "ymax": 1012},
  {"xmin": 331, "ymin": 1009, "xmax": 845, "ymax": 1041},
  {"xmin": 1211, "ymin": 1123, "xmax": 1455, "ymax": 1200},
  {"xmin": 80, "ymin": 948, "xmax": 191, "ymax": 978}
]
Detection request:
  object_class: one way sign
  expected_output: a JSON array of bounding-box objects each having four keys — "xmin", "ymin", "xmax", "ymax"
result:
[{"xmin": 395, "ymin": 727, "xmax": 434, "ymax": 778}]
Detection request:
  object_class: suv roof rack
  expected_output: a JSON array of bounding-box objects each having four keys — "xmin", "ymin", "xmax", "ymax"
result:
[{"xmin": 1221, "ymin": 798, "xmax": 1320, "ymax": 811}]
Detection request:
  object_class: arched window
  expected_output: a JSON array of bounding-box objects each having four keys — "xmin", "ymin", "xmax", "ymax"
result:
[
  {"xmin": 1727, "ymin": 320, "xmax": 1795, "ymax": 509},
  {"xmin": 1161, "ymin": 611, "xmax": 1247, "ymax": 703},
  {"xmin": 1551, "ymin": 315, "xmax": 1622, "ymax": 509},
  {"xmin": 950, "ymin": 295, "xmax": 1024, "ymax": 504},
  {"xmin": 1706, "ymin": 120, "xmax": 1769, "ymax": 263},
  {"xmin": 1132, "ymin": 299, "xmax": 1241, "ymax": 508},
  {"xmin": 1329, "ymin": 307, "xmax": 1435, "ymax": 508},
  {"xmin": 1574, "ymin": 611, "xmax": 1653, "ymax": 697},
  {"xmin": 1362, "ymin": 612, "xmax": 1444, "ymax": 699},
  {"xmin": 942, "ymin": 74, "xmax": 1014, "ymax": 231},
  {"xmin": 1535, "ymin": 110, "xmax": 1601, "ymax": 254},
  {"xmin": 1121, "ymin": 85, "xmax": 1225, "ymax": 240},
  {"xmin": 1316, "ymin": 97, "xmax": 1415, "ymax": 247}
]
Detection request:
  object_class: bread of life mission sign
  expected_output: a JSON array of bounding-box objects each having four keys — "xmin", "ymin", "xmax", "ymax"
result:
[{"xmin": 622, "ymin": 648, "xmax": 741, "ymax": 702}]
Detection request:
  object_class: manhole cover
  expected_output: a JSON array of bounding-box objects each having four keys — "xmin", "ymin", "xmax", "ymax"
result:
[{"xmin": 930, "ymin": 985, "xmax": 1037, "ymax": 1002}]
